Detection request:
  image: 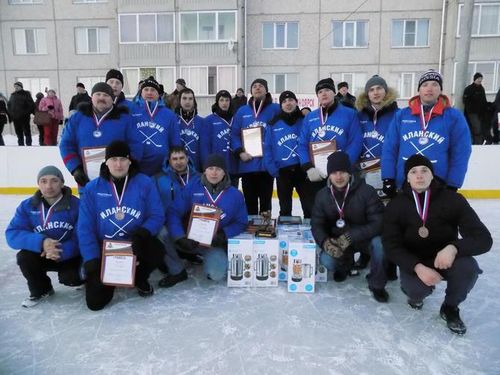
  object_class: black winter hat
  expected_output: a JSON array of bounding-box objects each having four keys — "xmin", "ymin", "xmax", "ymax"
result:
[
  {"xmin": 76, "ymin": 82, "xmax": 85, "ymax": 89},
  {"xmin": 105, "ymin": 140, "xmax": 130, "ymax": 161},
  {"xmin": 279, "ymin": 90, "xmax": 297, "ymax": 105},
  {"xmin": 315, "ymin": 78, "xmax": 336, "ymax": 94},
  {"xmin": 473, "ymin": 72, "xmax": 483, "ymax": 81},
  {"xmin": 404, "ymin": 154, "xmax": 434, "ymax": 177},
  {"xmin": 176, "ymin": 78, "xmax": 186, "ymax": 86},
  {"xmin": 91, "ymin": 82, "xmax": 114, "ymax": 97},
  {"xmin": 327, "ymin": 151, "xmax": 351, "ymax": 175},
  {"xmin": 105, "ymin": 69, "xmax": 124, "ymax": 85},
  {"xmin": 215, "ymin": 90, "xmax": 232, "ymax": 103},
  {"xmin": 337, "ymin": 81, "xmax": 349, "ymax": 90},
  {"xmin": 418, "ymin": 70, "xmax": 443, "ymax": 90},
  {"xmin": 141, "ymin": 76, "xmax": 163, "ymax": 95},
  {"xmin": 251, "ymin": 78, "xmax": 269, "ymax": 93},
  {"xmin": 203, "ymin": 154, "xmax": 227, "ymax": 173}
]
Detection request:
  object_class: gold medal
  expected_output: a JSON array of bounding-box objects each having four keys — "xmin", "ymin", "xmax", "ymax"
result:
[{"xmin": 418, "ymin": 226, "xmax": 429, "ymax": 238}]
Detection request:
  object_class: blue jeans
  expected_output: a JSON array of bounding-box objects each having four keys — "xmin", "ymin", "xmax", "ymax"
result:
[
  {"xmin": 320, "ymin": 236, "xmax": 387, "ymax": 289},
  {"xmin": 157, "ymin": 226, "xmax": 228, "ymax": 281}
]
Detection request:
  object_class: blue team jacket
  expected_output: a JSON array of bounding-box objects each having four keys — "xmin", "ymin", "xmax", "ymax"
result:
[
  {"xmin": 6, "ymin": 187, "xmax": 80, "ymax": 261},
  {"xmin": 204, "ymin": 113, "xmax": 239, "ymax": 175},
  {"xmin": 178, "ymin": 114, "xmax": 207, "ymax": 172}
]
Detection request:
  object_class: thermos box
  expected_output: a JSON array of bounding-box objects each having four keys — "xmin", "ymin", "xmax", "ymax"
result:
[{"xmin": 287, "ymin": 241, "xmax": 317, "ymax": 293}]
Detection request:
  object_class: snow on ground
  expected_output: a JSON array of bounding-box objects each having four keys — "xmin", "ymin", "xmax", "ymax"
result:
[{"xmin": 0, "ymin": 195, "xmax": 498, "ymax": 375}]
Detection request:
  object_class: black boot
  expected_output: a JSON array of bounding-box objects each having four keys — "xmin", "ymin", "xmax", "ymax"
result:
[
  {"xmin": 369, "ymin": 287, "xmax": 389, "ymax": 303},
  {"xmin": 158, "ymin": 269, "xmax": 188, "ymax": 288},
  {"xmin": 333, "ymin": 270, "xmax": 347, "ymax": 282},
  {"xmin": 386, "ymin": 262, "xmax": 398, "ymax": 281},
  {"xmin": 440, "ymin": 303, "xmax": 467, "ymax": 335},
  {"xmin": 136, "ymin": 279, "xmax": 154, "ymax": 297}
]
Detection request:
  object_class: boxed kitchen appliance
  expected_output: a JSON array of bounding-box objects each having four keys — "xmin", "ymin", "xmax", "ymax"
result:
[{"xmin": 287, "ymin": 240, "xmax": 317, "ymax": 293}]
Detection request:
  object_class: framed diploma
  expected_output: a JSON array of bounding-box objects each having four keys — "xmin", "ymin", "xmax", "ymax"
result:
[
  {"xmin": 360, "ymin": 158, "xmax": 383, "ymax": 190},
  {"xmin": 100, "ymin": 240, "xmax": 136, "ymax": 287},
  {"xmin": 82, "ymin": 146, "xmax": 106, "ymax": 181},
  {"xmin": 187, "ymin": 204, "xmax": 221, "ymax": 247},
  {"xmin": 308, "ymin": 140, "xmax": 337, "ymax": 176},
  {"xmin": 242, "ymin": 126, "xmax": 263, "ymax": 157}
]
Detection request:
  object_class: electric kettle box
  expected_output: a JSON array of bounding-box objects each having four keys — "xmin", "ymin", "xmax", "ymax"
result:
[
  {"xmin": 277, "ymin": 232, "xmax": 303, "ymax": 282},
  {"xmin": 227, "ymin": 233, "xmax": 254, "ymax": 287},
  {"xmin": 287, "ymin": 241, "xmax": 317, "ymax": 293},
  {"xmin": 252, "ymin": 238, "xmax": 279, "ymax": 287}
]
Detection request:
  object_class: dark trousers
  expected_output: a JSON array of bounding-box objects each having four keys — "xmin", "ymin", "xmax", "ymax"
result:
[
  {"xmin": 0, "ymin": 123, "xmax": 5, "ymax": 145},
  {"xmin": 85, "ymin": 237, "xmax": 165, "ymax": 311},
  {"xmin": 276, "ymin": 165, "xmax": 324, "ymax": 218},
  {"xmin": 400, "ymin": 256, "xmax": 481, "ymax": 307},
  {"xmin": 16, "ymin": 250, "xmax": 83, "ymax": 297},
  {"xmin": 13, "ymin": 115, "xmax": 32, "ymax": 146},
  {"xmin": 36, "ymin": 125, "xmax": 45, "ymax": 146},
  {"xmin": 241, "ymin": 171, "xmax": 274, "ymax": 215}
]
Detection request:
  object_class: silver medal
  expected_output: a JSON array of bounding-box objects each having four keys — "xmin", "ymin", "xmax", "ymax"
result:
[
  {"xmin": 418, "ymin": 137, "xmax": 428, "ymax": 145},
  {"xmin": 93, "ymin": 130, "xmax": 102, "ymax": 138},
  {"xmin": 336, "ymin": 219, "xmax": 345, "ymax": 228}
]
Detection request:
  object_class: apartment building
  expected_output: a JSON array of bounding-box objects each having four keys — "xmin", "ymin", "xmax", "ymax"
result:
[{"xmin": 0, "ymin": 0, "xmax": 499, "ymax": 116}]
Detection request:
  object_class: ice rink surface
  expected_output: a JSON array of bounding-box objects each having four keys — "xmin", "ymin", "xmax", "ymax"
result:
[{"xmin": 0, "ymin": 195, "xmax": 498, "ymax": 375}]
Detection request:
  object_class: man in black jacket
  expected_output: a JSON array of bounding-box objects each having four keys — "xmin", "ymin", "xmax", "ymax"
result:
[
  {"xmin": 311, "ymin": 151, "xmax": 389, "ymax": 302},
  {"xmin": 383, "ymin": 154, "xmax": 492, "ymax": 334},
  {"xmin": 7, "ymin": 82, "xmax": 35, "ymax": 146},
  {"xmin": 463, "ymin": 72, "xmax": 489, "ymax": 144},
  {"xmin": 335, "ymin": 81, "xmax": 356, "ymax": 109},
  {"xmin": 68, "ymin": 83, "xmax": 91, "ymax": 113}
]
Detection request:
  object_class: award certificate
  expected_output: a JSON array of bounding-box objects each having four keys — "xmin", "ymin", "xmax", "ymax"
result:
[
  {"xmin": 82, "ymin": 147, "xmax": 106, "ymax": 181},
  {"xmin": 100, "ymin": 240, "xmax": 136, "ymax": 287},
  {"xmin": 187, "ymin": 204, "xmax": 221, "ymax": 247},
  {"xmin": 309, "ymin": 141, "xmax": 337, "ymax": 176},
  {"xmin": 242, "ymin": 127, "xmax": 263, "ymax": 157}
]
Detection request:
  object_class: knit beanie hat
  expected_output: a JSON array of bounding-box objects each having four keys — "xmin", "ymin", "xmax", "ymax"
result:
[
  {"xmin": 327, "ymin": 151, "xmax": 351, "ymax": 175},
  {"xmin": 279, "ymin": 90, "xmax": 297, "ymax": 105},
  {"xmin": 365, "ymin": 75, "xmax": 388, "ymax": 94},
  {"xmin": 337, "ymin": 81, "xmax": 349, "ymax": 90},
  {"xmin": 418, "ymin": 70, "xmax": 443, "ymax": 90},
  {"xmin": 14, "ymin": 82, "xmax": 23, "ymax": 89},
  {"xmin": 176, "ymin": 78, "xmax": 186, "ymax": 86},
  {"xmin": 203, "ymin": 154, "xmax": 227, "ymax": 173},
  {"xmin": 215, "ymin": 90, "xmax": 232, "ymax": 103},
  {"xmin": 404, "ymin": 154, "xmax": 434, "ymax": 177},
  {"xmin": 105, "ymin": 69, "xmax": 124, "ymax": 85},
  {"xmin": 140, "ymin": 76, "xmax": 162, "ymax": 95},
  {"xmin": 91, "ymin": 82, "xmax": 114, "ymax": 97},
  {"xmin": 473, "ymin": 72, "xmax": 483, "ymax": 81},
  {"xmin": 105, "ymin": 141, "xmax": 130, "ymax": 161},
  {"xmin": 76, "ymin": 82, "xmax": 85, "ymax": 89},
  {"xmin": 251, "ymin": 78, "xmax": 269, "ymax": 93},
  {"xmin": 37, "ymin": 165, "xmax": 64, "ymax": 183},
  {"xmin": 315, "ymin": 78, "xmax": 336, "ymax": 94}
]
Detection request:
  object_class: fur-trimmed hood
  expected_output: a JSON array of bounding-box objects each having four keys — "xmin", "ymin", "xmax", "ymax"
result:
[{"xmin": 355, "ymin": 87, "xmax": 398, "ymax": 112}]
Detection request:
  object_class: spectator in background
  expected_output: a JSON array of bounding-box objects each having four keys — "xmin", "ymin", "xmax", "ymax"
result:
[
  {"xmin": 463, "ymin": 72, "xmax": 490, "ymax": 144},
  {"xmin": 335, "ymin": 81, "xmax": 356, "ymax": 109},
  {"xmin": 491, "ymin": 87, "xmax": 500, "ymax": 144},
  {"xmin": 0, "ymin": 92, "xmax": 11, "ymax": 146},
  {"xmin": 8, "ymin": 81, "xmax": 35, "ymax": 146},
  {"xmin": 39, "ymin": 89, "xmax": 64, "ymax": 146},
  {"xmin": 166, "ymin": 78, "xmax": 186, "ymax": 110},
  {"xmin": 68, "ymin": 83, "xmax": 91, "ymax": 114},
  {"xmin": 106, "ymin": 69, "xmax": 133, "ymax": 110},
  {"xmin": 34, "ymin": 93, "xmax": 46, "ymax": 146},
  {"xmin": 232, "ymin": 88, "xmax": 247, "ymax": 113}
]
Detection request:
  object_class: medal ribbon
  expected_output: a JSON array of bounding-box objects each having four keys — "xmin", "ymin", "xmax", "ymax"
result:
[
  {"xmin": 330, "ymin": 183, "xmax": 350, "ymax": 220},
  {"xmin": 371, "ymin": 105, "xmax": 379, "ymax": 127},
  {"xmin": 40, "ymin": 195, "xmax": 64, "ymax": 229},
  {"xmin": 180, "ymin": 116, "xmax": 194, "ymax": 128},
  {"xmin": 110, "ymin": 175, "xmax": 129, "ymax": 212},
  {"xmin": 412, "ymin": 189, "xmax": 431, "ymax": 227},
  {"xmin": 93, "ymin": 107, "xmax": 114, "ymax": 132},
  {"xmin": 320, "ymin": 107, "xmax": 328, "ymax": 126},
  {"xmin": 203, "ymin": 186, "xmax": 228, "ymax": 207},
  {"xmin": 145, "ymin": 101, "xmax": 159, "ymax": 120},
  {"xmin": 419, "ymin": 104, "xmax": 435, "ymax": 132},
  {"xmin": 178, "ymin": 170, "xmax": 189, "ymax": 186},
  {"xmin": 252, "ymin": 99, "xmax": 264, "ymax": 120}
]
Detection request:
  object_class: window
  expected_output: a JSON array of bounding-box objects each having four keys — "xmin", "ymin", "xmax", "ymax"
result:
[
  {"xmin": 332, "ymin": 21, "xmax": 368, "ymax": 48},
  {"xmin": 9, "ymin": 0, "xmax": 42, "ymax": 4},
  {"xmin": 16, "ymin": 77, "xmax": 50, "ymax": 99},
  {"xmin": 261, "ymin": 73, "xmax": 298, "ymax": 94},
  {"xmin": 119, "ymin": 13, "xmax": 174, "ymax": 43},
  {"xmin": 453, "ymin": 61, "xmax": 500, "ymax": 94},
  {"xmin": 180, "ymin": 11, "xmax": 236, "ymax": 42},
  {"xmin": 12, "ymin": 28, "xmax": 47, "ymax": 54},
  {"xmin": 180, "ymin": 65, "xmax": 237, "ymax": 95},
  {"xmin": 397, "ymin": 73, "xmax": 428, "ymax": 99},
  {"xmin": 262, "ymin": 22, "xmax": 298, "ymax": 49},
  {"xmin": 392, "ymin": 19, "xmax": 429, "ymax": 47},
  {"xmin": 75, "ymin": 27, "xmax": 109, "ymax": 54},
  {"xmin": 457, "ymin": 3, "xmax": 500, "ymax": 36},
  {"xmin": 329, "ymin": 72, "xmax": 367, "ymax": 95},
  {"xmin": 121, "ymin": 67, "xmax": 176, "ymax": 97},
  {"xmin": 77, "ymin": 76, "xmax": 104, "ymax": 92},
  {"xmin": 74, "ymin": 0, "xmax": 107, "ymax": 3}
]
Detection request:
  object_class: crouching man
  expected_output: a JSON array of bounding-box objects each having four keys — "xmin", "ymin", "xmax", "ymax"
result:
[
  {"xmin": 162, "ymin": 154, "xmax": 248, "ymax": 284},
  {"xmin": 311, "ymin": 151, "xmax": 389, "ymax": 302},
  {"xmin": 6, "ymin": 166, "xmax": 83, "ymax": 307},
  {"xmin": 78, "ymin": 141, "xmax": 165, "ymax": 310}
]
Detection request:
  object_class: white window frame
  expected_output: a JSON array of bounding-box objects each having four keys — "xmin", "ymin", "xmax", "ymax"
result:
[
  {"xmin": 73, "ymin": 0, "xmax": 107, "ymax": 3},
  {"xmin": 457, "ymin": 3, "xmax": 500, "ymax": 37},
  {"xmin": 9, "ymin": 0, "xmax": 43, "ymax": 4},
  {"xmin": 331, "ymin": 20, "xmax": 368, "ymax": 48},
  {"xmin": 262, "ymin": 22, "xmax": 299, "ymax": 49},
  {"xmin": 76, "ymin": 76, "xmax": 105, "ymax": 92},
  {"xmin": 179, "ymin": 11, "xmax": 237, "ymax": 43},
  {"xmin": 15, "ymin": 77, "xmax": 50, "ymax": 99},
  {"xmin": 120, "ymin": 67, "xmax": 177, "ymax": 97},
  {"xmin": 12, "ymin": 28, "xmax": 47, "ymax": 55},
  {"xmin": 179, "ymin": 65, "xmax": 237, "ymax": 95},
  {"xmin": 391, "ymin": 19, "xmax": 430, "ymax": 48},
  {"xmin": 118, "ymin": 13, "xmax": 175, "ymax": 44},
  {"xmin": 452, "ymin": 61, "xmax": 500, "ymax": 94},
  {"xmin": 262, "ymin": 73, "xmax": 299, "ymax": 94},
  {"xmin": 75, "ymin": 27, "xmax": 109, "ymax": 54},
  {"xmin": 397, "ymin": 72, "xmax": 421, "ymax": 99},
  {"xmin": 329, "ymin": 72, "xmax": 367, "ymax": 96}
]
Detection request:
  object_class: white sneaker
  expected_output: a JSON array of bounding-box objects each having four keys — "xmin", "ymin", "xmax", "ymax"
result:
[{"xmin": 22, "ymin": 288, "xmax": 55, "ymax": 308}]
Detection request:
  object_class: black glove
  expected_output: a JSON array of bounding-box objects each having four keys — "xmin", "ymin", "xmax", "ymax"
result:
[
  {"xmin": 447, "ymin": 185, "xmax": 458, "ymax": 192},
  {"xmin": 211, "ymin": 229, "xmax": 227, "ymax": 249},
  {"xmin": 175, "ymin": 237, "xmax": 199, "ymax": 253},
  {"xmin": 382, "ymin": 179, "xmax": 396, "ymax": 198},
  {"xmin": 131, "ymin": 227, "xmax": 151, "ymax": 257},
  {"xmin": 47, "ymin": 105, "xmax": 54, "ymax": 110},
  {"xmin": 72, "ymin": 166, "xmax": 90, "ymax": 186}
]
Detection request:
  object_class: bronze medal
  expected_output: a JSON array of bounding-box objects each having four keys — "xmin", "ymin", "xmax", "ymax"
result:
[
  {"xmin": 115, "ymin": 210, "xmax": 125, "ymax": 221},
  {"xmin": 418, "ymin": 226, "xmax": 429, "ymax": 238}
]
